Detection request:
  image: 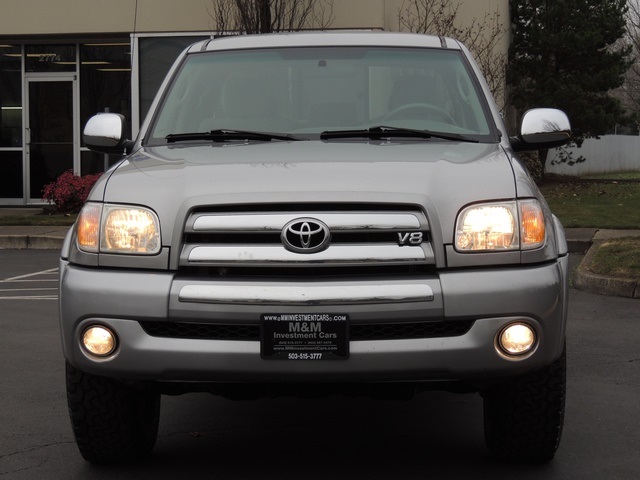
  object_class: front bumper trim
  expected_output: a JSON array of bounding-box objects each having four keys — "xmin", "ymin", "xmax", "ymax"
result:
[{"xmin": 179, "ymin": 283, "xmax": 435, "ymax": 306}]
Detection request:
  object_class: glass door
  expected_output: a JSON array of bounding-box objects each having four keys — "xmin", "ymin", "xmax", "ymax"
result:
[{"xmin": 26, "ymin": 77, "xmax": 77, "ymax": 203}]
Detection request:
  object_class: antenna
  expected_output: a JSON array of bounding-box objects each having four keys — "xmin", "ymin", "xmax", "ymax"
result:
[{"xmin": 131, "ymin": 0, "xmax": 140, "ymax": 138}]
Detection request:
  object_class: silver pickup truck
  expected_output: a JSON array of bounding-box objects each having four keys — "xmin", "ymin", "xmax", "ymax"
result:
[{"xmin": 60, "ymin": 32, "xmax": 571, "ymax": 464}]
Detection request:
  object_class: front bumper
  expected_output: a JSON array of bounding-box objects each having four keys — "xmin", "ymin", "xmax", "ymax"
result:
[{"xmin": 59, "ymin": 256, "xmax": 568, "ymax": 385}]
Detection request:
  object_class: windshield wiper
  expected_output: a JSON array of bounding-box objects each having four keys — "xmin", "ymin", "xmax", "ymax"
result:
[
  {"xmin": 320, "ymin": 125, "xmax": 479, "ymax": 143},
  {"xmin": 166, "ymin": 129, "xmax": 307, "ymax": 143}
]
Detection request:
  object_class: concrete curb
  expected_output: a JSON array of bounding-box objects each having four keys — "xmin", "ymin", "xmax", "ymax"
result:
[
  {"xmin": 574, "ymin": 239, "xmax": 640, "ymax": 299},
  {"xmin": 0, "ymin": 224, "xmax": 69, "ymax": 250},
  {"xmin": 0, "ymin": 235, "xmax": 65, "ymax": 250},
  {"xmin": 565, "ymin": 228, "xmax": 598, "ymax": 254}
]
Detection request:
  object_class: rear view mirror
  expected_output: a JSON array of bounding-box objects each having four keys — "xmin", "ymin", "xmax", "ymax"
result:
[
  {"xmin": 512, "ymin": 108, "xmax": 571, "ymax": 152},
  {"xmin": 83, "ymin": 113, "xmax": 132, "ymax": 155}
]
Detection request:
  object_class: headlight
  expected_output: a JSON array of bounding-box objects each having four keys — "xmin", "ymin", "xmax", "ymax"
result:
[
  {"xmin": 497, "ymin": 323, "xmax": 537, "ymax": 357},
  {"xmin": 77, "ymin": 203, "xmax": 161, "ymax": 255},
  {"xmin": 455, "ymin": 200, "xmax": 545, "ymax": 252},
  {"xmin": 82, "ymin": 325, "xmax": 118, "ymax": 357},
  {"xmin": 519, "ymin": 199, "xmax": 546, "ymax": 248},
  {"xmin": 76, "ymin": 203, "xmax": 101, "ymax": 253}
]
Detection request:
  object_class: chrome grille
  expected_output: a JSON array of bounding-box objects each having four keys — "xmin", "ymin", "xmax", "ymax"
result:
[{"xmin": 180, "ymin": 207, "xmax": 432, "ymax": 269}]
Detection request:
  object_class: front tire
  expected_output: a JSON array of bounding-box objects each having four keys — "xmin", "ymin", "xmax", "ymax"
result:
[
  {"xmin": 66, "ymin": 361, "xmax": 161, "ymax": 464},
  {"xmin": 482, "ymin": 346, "xmax": 566, "ymax": 463}
]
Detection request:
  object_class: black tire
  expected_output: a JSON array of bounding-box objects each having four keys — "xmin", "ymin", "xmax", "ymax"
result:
[
  {"xmin": 65, "ymin": 361, "xmax": 161, "ymax": 464},
  {"xmin": 482, "ymin": 345, "xmax": 566, "ymax": 463}
]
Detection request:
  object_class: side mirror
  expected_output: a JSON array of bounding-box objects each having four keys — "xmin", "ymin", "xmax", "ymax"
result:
[
  {"xmin": 83, "ymin": 113, "xmax": 132, "ymax": 155},
  {"xmin": 511, "ymin": 108, "xmax": 571, "ymax": 152}
]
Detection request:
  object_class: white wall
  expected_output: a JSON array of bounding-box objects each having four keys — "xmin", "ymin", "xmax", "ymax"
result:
[{"xmin": 546, "ymin": 135, "xmax": 640, "ymax": 176}]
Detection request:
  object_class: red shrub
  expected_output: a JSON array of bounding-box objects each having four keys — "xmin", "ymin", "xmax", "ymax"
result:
[{"xmin": 42, "ymin": 170, "xmax": 102, "ymax": 214}]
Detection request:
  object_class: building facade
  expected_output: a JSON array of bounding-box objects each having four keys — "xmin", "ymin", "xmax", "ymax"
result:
[{"xmin": 0, "ymin": 0, "xmax": 508, "ymax": 205}]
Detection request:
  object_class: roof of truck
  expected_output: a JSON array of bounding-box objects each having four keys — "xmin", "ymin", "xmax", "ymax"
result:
[{"xmin": 189, "ymin": 31, "xmax": 461, "ymax": 53}]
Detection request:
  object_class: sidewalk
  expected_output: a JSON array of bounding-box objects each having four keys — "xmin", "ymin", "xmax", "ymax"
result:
[
  {"xmin": 0, "ymin": 213, "xmax": 638, "ymax": 299},
  {"xmin": 0, "ymin": 208, "xmax": 70, "ymax": 250},
  {"xmin": 0, "ymin": 225, "xmax": 70, "ymax": 250}
]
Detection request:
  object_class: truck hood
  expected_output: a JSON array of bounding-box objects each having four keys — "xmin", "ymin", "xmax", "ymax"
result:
[{"xmin": 97, "ymin": 141, "xmax": 516, "ymax": 245}]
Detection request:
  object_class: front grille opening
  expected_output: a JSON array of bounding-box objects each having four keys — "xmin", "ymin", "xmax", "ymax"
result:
[
  {"xmin": 139, "ymin": 320, "xmax": 474, "ymax": 341},
  {"xmin": 178, "ymin": 264, "xmax": 434, "ymax": 278},
  {"xmin": 351, "ymin": 321, "xmax": 474, "ymax": 340},
  {"xmin": 184, "ymin": 232, "xmax": 279, "ymax": 244},
  {"xmin": 183, "ymin": 231, "xmax": 429, "ymax": 245},
  {"xmin": 140, "ymin": 322, "xmax": 260, "ymax": 341}
]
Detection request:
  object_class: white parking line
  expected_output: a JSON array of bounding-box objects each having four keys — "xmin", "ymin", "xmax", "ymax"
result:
[
  {"xmin": 5, "ymin": 279, "xmax": 58, "ymax": 283},
  {"xmin": 1, "ymin": 268, "xmax": 58, "ymax": 283},
  {"xmin": 0, "ymin": 268, "xmax": 59, "ymax": 300},
  {"xmin": 0, "ymin": 296, "xmax": 57, "ymax": 300}
]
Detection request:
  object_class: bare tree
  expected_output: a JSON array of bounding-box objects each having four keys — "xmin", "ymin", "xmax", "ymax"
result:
[
  {"xmin": 397, "ymin": 0, "xmax": 508, "ymax": 111},
  {"xmin": 210, "ymin": 0, "xmax": 334, "ymax": 35},
  {"xmin": 398, "ymin": 0, "xmax": 461, "ymax": 37},
  {"xmin": 617, "ymin": 0, "xmax": 640, "ymax": 127}
]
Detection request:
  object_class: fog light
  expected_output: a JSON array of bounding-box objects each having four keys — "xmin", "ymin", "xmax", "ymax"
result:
[
  {"xmin": 82, "ymin": 326, "xmax": 117, "ymax": 357},
  {"xmin": 499, "ymin": 323, "xmax": 536, "ymax": 356}
]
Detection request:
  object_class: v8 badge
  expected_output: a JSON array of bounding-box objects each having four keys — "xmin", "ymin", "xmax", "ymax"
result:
[{"xmin": 398, "ymin": 232, "xmax": 423, "ymax": 246}]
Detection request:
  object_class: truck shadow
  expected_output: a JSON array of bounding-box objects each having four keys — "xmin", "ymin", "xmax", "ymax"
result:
[{"xmin": 82, "ymin": 391, "xmax": 557, "ymax": 479}]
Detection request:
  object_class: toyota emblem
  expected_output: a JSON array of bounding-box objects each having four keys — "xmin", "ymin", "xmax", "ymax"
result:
[{"xmin": 281, "ymin": 218, "xmax": 331, "ymax": 253}]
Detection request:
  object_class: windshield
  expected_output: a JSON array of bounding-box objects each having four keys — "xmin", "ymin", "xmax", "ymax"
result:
[{"xmin": 147, "ymin": 46, "xmax": 497, "ymax": 144}]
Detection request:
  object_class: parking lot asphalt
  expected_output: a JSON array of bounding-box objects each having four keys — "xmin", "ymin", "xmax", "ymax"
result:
[{"xmin": 0, "ymin": 208, "xmax": 638, "ymax": 299}]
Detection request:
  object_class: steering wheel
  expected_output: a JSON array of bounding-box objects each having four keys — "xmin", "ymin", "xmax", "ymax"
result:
[{"xmin": 384, "ymin": 103, "xmax": 457, "ymax": 125}]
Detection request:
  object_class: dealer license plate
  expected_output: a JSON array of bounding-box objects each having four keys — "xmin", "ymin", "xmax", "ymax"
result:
[{"xmin": 261, "ymin": 313, "xmax": 349, "ymax": 360}]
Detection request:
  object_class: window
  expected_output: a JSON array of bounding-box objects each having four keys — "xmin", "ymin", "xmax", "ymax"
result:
[
  {"xmin": 138, "ymin": 36, "xmax": 207, "ymax": 122},
  {"xmin": 0, "ymin": 151, "xmax": 22, "ymax": 199},
  {"xmin": 0, "ymin": 44, "xmax": 22, "ymax": 147},
  {"xmin": 0, "ymin": 44, "xmax": 22, "ymax": 199},
  {"xmin": 80, "ymin": 42, "xmax": 132, "ymax": 174},
  {"xmin": 81, "ymin": 42, "xmax": 132, "ymax": 140},
  {"xmin": 148, "ymin": 46, "xmax": 495, "ymax": 143},
  {"xmin": 25, "ymin": 44, "xmax": 76, "ymax": 72}
]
